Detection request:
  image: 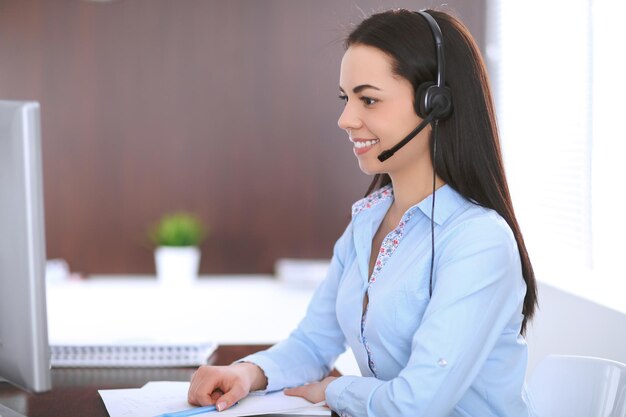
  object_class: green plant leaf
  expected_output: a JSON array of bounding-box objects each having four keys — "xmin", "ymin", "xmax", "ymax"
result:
[{"xmin": 149, "ymin": 212, "xmax": 207, "ymax": 247}]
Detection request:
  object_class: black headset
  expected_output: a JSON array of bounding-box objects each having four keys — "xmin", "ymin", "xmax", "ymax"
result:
[
  {"xmin": 415, "ymin": 10, "xmax": 452, "ymax": 298},
  {"xmin": 376, "ymin": 10, "xmax": 452, "ymax": 162},
  {"xmin": 414, "ymin": 10, "xmax": 453, "ymax": 121}
]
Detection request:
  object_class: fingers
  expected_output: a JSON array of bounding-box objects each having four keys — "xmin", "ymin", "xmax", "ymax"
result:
[
  {"xmin": 214, "ymin": 384, "xmax": 248, "ymax": 411},
  {"xmin": 210, "ymin": 389, "xmax": 222, "ymax": 403},
  {"xmin": 187, "ymin": 365, "xmax": 251, "ymax": 409},
  {"xmin": 283, "ymin": 386, "xmax": 304, "ymax": 397},
  {"xmin": 188, "ymin": 366, "xmax": 221, "ymax": 406},
  {"xmin": 283, "ymin": 382, "xmax": 325, "ymax": 404}
]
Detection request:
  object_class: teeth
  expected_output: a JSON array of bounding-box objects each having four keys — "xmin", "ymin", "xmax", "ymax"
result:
[{"xmin": 354, "ymin": 139, "xmax": 379, "ymax": 148}]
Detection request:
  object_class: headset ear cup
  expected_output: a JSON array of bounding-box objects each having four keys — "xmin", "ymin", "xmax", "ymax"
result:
[
  {"xmin": 415, "ymin": 81, "xmax": 435, "ymax": 119},
  {"xmin": 429, "ymin": 86, "xmax": 453, "ymax": 120},
  {"xmin": 416, "ymin": 82, "xmax": 453, "ymax": 121}
]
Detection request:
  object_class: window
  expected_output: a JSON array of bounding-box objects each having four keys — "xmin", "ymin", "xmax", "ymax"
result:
[{"xmin": 486, "ymin": 0, "xmax": 626, "ymax": 311}]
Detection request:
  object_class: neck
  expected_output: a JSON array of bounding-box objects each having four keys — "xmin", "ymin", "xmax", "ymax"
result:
[{"xmin": 388, "ymin": 164, "xmax": 445, "ymax": 220}]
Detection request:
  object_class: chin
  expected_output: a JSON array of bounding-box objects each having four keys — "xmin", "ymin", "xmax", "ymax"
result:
[{"xmin": 357, "ymin": 161, "xmax": 383, "ymax": 176}]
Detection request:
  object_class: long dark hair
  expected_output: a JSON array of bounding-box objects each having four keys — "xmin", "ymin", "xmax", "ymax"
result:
[{"xmin": 346, "ymin": 9, "xmax": 537, "ymax": 334}]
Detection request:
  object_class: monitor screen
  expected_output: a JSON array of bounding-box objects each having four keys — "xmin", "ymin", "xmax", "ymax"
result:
[{"xmin": 0, "ymin": 100, "xmax": 51, "ymax": 394}]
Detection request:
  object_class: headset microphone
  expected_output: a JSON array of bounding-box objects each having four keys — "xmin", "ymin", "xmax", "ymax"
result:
[{"xmin": 377, "ymin": 109, "xmax": 437, "ymax": 162}]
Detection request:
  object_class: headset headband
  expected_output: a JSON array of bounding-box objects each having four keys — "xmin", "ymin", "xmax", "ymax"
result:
[{"xmin": 415, "ymin": 10, "xmax": 446, "ymax": 89}]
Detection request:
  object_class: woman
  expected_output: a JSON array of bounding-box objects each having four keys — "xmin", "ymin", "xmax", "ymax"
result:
[{"xmin": 188, "ymin": 9, "xmax": 538, "ymax": 417}]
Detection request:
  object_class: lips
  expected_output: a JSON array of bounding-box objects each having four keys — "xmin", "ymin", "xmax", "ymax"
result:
[{"xmin": 351, "ymin": 138, "xmax": 380, "ymax": 155}]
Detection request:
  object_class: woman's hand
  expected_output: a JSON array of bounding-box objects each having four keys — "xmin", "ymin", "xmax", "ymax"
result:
[
  {"xmin": 187, "ymin": 362, "xmax": 267, "ymax": 411},
  {"xmin": 283, "ymin": 376, "xmax": 338, "ymax": 404}
]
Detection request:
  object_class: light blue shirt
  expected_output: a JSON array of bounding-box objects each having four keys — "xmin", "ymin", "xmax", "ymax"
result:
[{"xmin": 241, "ymin": 184, "xmax": 537, "ymax": 417}]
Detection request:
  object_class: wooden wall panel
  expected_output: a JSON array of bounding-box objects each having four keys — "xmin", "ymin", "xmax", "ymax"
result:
[{"xmin": 0, "ymin": 0, "xmax": 486, "ymax": 274}]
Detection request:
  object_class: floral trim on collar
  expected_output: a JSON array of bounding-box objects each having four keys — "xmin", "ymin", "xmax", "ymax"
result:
[
  {"xmin": 360, "ymin": 202, "xmax": 420, "ymax": 378},
  {"xmin": 368, "ymin": 207, "xmax": 418, "ymax": 285},
  {"xmin": 351, "ymin": 184, "xmax": 393, "ymax": 217}
]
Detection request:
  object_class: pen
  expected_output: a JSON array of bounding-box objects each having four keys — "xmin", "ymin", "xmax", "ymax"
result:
[{"xmin": 158, "ymin": 404, "xmax": 217, "ymax": 417}]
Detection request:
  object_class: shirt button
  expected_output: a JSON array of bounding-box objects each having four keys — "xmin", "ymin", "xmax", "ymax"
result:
[{"xmin": 437, "ymin": 358, "xmax": 448, "ymax": 367}]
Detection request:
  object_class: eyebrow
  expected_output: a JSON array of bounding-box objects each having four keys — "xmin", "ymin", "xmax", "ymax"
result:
[{"xmin": 339, "ymin": 84, "xmax": 382, "ymax": 94}]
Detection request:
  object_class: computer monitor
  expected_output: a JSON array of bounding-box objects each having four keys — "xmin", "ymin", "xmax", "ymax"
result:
[{"xmin": 0, "ymin": 100, "xmax": 52, "ymax": 394}]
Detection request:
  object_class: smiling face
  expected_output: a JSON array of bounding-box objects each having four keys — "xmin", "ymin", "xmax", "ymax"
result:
[{"xmin": 338, "ymin": 44, "xmax": 432, "ymax": 176}]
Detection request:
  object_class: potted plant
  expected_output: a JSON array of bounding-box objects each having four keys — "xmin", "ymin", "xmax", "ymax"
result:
[{"xmin": 149, "ymin": 212, "xmax": 207, "ymax": 286}]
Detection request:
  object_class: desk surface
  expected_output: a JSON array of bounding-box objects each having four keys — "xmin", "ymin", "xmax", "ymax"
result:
[
  {"xmin": 44, "ymin": 276, "xmax": 360, "ymax": 377},
  {"xmin": 0, "ymin": 345, "xmax": 337, "ymax": 417},
  {"xmin": 46, "ymin": 276, "xmax": 318, "ymax": 345}
]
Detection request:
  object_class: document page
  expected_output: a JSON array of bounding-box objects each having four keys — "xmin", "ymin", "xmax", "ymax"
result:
[{"xmin": 99, "ymin": 381, "xmax": 330, "ymax": 417}]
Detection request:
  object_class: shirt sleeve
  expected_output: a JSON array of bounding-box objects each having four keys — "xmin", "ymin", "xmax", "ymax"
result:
[
  {"xmin": 325, "ymin": 215, "xmax": 527, "ymax": 417},
  {"xmin": 237, "ymin": 223, "xmax": 352, "ymax": 392}
]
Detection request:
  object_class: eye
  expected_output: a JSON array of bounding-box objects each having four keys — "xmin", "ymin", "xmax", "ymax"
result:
[
  {"xmin": 338, "ymin": 94, "xmax": 348, "ymax": 105},
  {"xmin": 360, "ymin": 96, "xmax": 377, "ymax": 106}
]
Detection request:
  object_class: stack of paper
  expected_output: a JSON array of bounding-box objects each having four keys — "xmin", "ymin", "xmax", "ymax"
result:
[{"xmin": 99, "ymin": 381, "xmax": 331, "ymax": 417}]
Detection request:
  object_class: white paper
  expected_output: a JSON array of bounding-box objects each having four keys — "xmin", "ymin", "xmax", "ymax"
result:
[
  {"xmin": 99, "ymin": 381, "xmax": 330, "ymax": 417},
  {"xmin": 99, "ymin": 384, "xmax": 190, "ymax": 417}
]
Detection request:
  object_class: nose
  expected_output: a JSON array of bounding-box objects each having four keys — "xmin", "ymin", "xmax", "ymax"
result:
[{"xmin": 337, "ymin": 101, "xmax": 362, "ymax": 131}]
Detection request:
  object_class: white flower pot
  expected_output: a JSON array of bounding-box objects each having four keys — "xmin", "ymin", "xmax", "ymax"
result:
[{"xmin": 154, "ymin": 246, "xmax": 201, "ymax": 286}]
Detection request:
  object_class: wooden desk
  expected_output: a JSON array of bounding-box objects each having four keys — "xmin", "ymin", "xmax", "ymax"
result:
[{"xmin": 0, "ymin": 345, "xmax": 338, "ymax": 417}]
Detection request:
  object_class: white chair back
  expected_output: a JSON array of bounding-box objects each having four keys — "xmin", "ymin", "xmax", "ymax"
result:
[{"xmin": 529, "ymin": 355, "xmax": 626, "ymax": 417}]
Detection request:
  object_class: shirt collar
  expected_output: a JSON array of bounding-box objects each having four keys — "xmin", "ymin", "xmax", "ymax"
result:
[
  {"xmin": 351, "ymin": 183, "xmax": 468, "ymax": 226},
  {"xmin": 416, "ymin": 184, "xmax": 468, "ymax": 226},
  {"xmin": 351, "ymin": 184, "xmax": 393, "ymax": 218}
]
